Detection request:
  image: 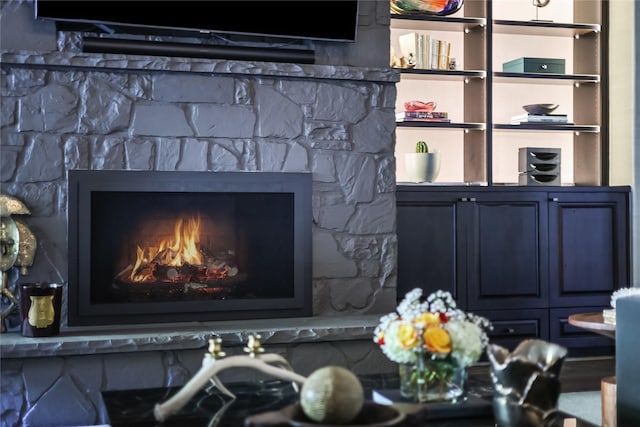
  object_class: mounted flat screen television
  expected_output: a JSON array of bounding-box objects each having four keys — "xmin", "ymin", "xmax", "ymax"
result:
[{"xmin": 34, "ymin": 1, "xmax": 359, "ymax": 43}]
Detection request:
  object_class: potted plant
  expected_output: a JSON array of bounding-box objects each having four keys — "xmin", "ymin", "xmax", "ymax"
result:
[{"xmin": 404, "ymin": 140, "xmax": 441, "ymax": 183}]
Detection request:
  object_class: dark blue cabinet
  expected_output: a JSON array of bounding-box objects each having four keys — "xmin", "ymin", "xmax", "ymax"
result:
[{"xmin": 396, "ymin": 185, "xmax": 631, "ymax": 353}]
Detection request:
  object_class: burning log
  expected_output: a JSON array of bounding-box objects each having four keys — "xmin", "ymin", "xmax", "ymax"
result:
[{"xmin": 111, "ymin": 214, "xmax": 246, "ymax": 301}]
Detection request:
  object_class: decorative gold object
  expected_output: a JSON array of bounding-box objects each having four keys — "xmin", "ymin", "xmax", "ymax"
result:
[
  {"xmin": 0, "ymin": 194, "xmax": 37, "ymax": 333},
  {"xmin": 244, "ymin": 333, "xmax": 265, "ymax": 357},
  {"xmin": 0, "ymin": 194, "xmax": 31, "ymax": 216},
  {"xmin": 207, "ymin": 335, "xmax": 227, "ymax": 360},
  {"xmin": 154, "ymin": 334, "xmax": 307, "ymax": 422},
  {"xmin": 14, "ymin": 219, "xmax": 37, "ymax": 275},
  {"xmin": 19, "ymin": 283, "xmax": 63, "ymax": 337}
]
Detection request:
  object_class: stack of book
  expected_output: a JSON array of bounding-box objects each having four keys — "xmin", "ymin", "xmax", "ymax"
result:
[
  {"xmin": 602, "ymin": 308, "xmax": 616, "ymax": 325},
  {"xmin": 396, "ymin": 111, "xmax": 450, "ymax": 123},
  {"xmin": 398, "ymin": 32, "xmax": 452, "ymax": 70},
  {"xmin": 510, "ymin": 113, "xmax": 569, "ymax": 125}
]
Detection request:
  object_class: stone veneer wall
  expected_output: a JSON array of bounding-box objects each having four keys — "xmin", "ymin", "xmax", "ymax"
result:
[{"xmin": 0, "ymin": 1, "xmax": 401, "ymax": 426}]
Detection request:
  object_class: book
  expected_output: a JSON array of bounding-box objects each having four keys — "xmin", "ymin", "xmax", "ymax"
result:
[
  {"xmin": 398, "ymin": 32, "xmax": 419, "ymax": 67},
  {"xmin": 403, "ymin": 111, "xmax": 449, "ymax": 119},
  {"xmin": 396, "ymin": 113, "xmax": 451, "ymax": 123},
  {"xmin": 398, "ymin": 32, "xmax": 429, "ymax": 68},
  {"xmin": 603, "ymin": 308, "xmax": 616, "ymax": 325},
  {"xmin": 430, "ymin": 37, "xmax": 439, "ymax": 69},
  {"xmin": 421, "ymin": 33, "xmax": 431, "ymax": 70},
  {"xmin": 511, "ymin": 113, "xmax": 568, "ymax": 124},
  {"xmin": 402, "ymin": 118, "xmax": 452, "ymax": 123},
  {"xmin": 437, "ymin": 39, "xmax": 451, "ymax": 70}
]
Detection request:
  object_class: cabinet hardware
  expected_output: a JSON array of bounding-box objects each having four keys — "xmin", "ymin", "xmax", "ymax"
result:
[
  {"xmin": 550, "ymin": 197, "xmax": 559, "ymax": 202},
  {"xmin": 503, "ymin": 328, "xmax": 516, "ymax": 334}
]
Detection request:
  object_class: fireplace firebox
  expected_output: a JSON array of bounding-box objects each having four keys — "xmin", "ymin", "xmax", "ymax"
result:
[{"xmin": 68, "ymin": 170, "xmax": 312, "ymax": 326}]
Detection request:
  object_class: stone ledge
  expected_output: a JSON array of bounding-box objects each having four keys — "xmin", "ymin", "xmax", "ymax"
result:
[
  {"xmin": 0, "ymin": 51, "xmax": 400, "ymax": 84},
  {"xmin": 0, "ymin": 314, "xmax": 381, "ymax": 359}
]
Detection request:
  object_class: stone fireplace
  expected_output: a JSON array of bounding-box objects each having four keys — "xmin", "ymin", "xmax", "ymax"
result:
[
  {"xmin": 0, "ymin": 1, "xmax": 400, "ymax": 425},
  {"xmin": 68, "ymin": 169, "xmax": 312, "ymax": 326}
]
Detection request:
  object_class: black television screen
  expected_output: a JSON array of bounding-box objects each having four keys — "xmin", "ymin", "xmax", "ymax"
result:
[{"xmin": 34, "ymin": 1, "xmax": 359, "ymax": 43}]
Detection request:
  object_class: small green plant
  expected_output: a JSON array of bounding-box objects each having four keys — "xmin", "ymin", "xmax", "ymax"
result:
[{"xmin": 416, "ymin": 140, "xmax": 429, "ymax": 153}]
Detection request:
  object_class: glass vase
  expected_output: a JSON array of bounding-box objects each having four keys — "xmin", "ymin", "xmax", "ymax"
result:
[{"xmin": 398, "ymin": 358, "xmax": 466, "ymax": 403}]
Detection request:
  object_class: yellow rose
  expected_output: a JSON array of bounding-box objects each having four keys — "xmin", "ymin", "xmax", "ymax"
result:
[
  {"xmin": 415, "ymin": 312, "xmax": 441, "ymax": 329},
  {"xmin": 397, "ymin": 322, "xmax": 419, "ymax": 349},
  {"xmin": 423, "ymin": 326, "xmax": 452, "ymax": 354}
]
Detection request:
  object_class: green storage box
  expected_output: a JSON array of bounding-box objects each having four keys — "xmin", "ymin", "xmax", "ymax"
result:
[{"xmin": 502, "ymin": 57, "xmax": 565, "ymax": 74}]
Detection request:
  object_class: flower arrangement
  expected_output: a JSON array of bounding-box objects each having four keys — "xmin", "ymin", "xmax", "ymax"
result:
[{"xmin": 373, "ymin": 289, "xmax": 492, "ymax": 401}]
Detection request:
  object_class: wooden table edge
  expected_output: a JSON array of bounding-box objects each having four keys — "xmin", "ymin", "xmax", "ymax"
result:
[{"xmin": 568, "ymin": 312, "xmax": 616, "ymax": 339}]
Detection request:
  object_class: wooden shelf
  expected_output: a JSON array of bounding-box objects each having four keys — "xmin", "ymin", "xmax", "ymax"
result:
[
  {"xmin": 493, "ymin": 72, "xmax": 599, "ymax": 85},
  {"xmin": 399, "ymin": 68, "xmax": 486, "ymax": 80},
  {"xmin": 397, "ymin": 121, "xmax": 486, "ymax": 130},
  {"xmin": 390, "ymin": 14, "xmax": 486, "ymax": 32},
  {"xmin": 494, "ymin": 124, "xmax": 600, "ymax": 132},
  {"xmin": 493, "ymin": 20, "xmax": 600, "ymax": 37}
]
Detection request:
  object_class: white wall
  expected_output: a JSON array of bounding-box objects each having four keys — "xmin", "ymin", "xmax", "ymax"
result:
[{"xmin": 609, "ymin": 0, "xmax": 637, "ymax": 286}]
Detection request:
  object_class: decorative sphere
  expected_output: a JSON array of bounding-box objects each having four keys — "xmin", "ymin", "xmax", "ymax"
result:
[{"xmin": 300, "ymin": 366, "xmax": 365, "ymax": 424}]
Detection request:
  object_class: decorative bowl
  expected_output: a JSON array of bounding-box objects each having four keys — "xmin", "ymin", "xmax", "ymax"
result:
[
  {"xmin": 404, "ymin": 100, "xmax": 436, "ymax": 113},
  {"xmin": 522, "ymin": 104, "xmax": 559, "ymax": 115},
  {"xmin": 391, "ymin": 0, "xmax": 464, "ymax": 16}
]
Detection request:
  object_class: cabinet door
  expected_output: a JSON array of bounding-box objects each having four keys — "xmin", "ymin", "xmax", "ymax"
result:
[
  {"xmin": 466, "ymin": 192, "xmax": 549, "ymax": 310},
  {"xmin": 396, "ymin": 191, "xmax": 468, "ymax": 307},
  {"xmin": 548, "ymin": 191, "xmax": 630, "ymax": 307}
]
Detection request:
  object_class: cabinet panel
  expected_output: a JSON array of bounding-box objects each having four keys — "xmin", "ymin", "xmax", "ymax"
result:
[
  {"xmin": 548, "ymin": 191, "xmax": 630, "ymax": 307},
  {"xmin": 396, "ymin": 194, "xmax": 465, "ymax": 305},
  {"xmin": 467, "ymin": 192, "xmax": 549, "ymax": 310}
]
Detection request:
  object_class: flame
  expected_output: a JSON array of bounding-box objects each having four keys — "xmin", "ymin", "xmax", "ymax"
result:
[{"xmin": 129, "ymin": 216, "xmax": 203, "ymax": 282}]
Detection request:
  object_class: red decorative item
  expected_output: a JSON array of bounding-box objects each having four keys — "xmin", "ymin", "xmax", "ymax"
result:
[{"xmin": 404, "ymin": 100, "xmax": 437, "ymax": 112}]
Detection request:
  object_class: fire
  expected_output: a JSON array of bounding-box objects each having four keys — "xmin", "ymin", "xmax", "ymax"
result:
[
  {"xmin": 130, "ymin": 216, "xmax": 203, "ymax": 282},
  {"xmin": 120, "ymin": 214, "xmax": 240, "ymax": 286}
]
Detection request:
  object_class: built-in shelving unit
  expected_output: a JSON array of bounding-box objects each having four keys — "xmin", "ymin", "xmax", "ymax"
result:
[
  {"xmin": 391, "ymin": 0, "xmax": 605, "ymax": 186},
  {"xmin": 393, "ymin": 1, "xmax": 627, "ymax": 357}
]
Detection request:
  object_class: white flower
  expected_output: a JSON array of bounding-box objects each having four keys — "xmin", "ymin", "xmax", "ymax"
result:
[{"xmin": 446, "ymin": 320, "xmax": 484, "ymax": 367}]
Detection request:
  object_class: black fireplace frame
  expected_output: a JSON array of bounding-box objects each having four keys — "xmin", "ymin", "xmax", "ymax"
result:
[{"xmin": 67, "ymin": 170, "xmax": 312, "ymax": 326}]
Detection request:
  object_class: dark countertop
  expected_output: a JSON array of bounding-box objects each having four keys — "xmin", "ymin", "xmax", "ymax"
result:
[{"xmin": 101, "ymin": 373, "xmax": 597, "ymax": 427}]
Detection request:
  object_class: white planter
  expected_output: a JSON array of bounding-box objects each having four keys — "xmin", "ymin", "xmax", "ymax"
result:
[{"xmin": 405, "ymin": 152, "xmax": 441, "ymax": 183}]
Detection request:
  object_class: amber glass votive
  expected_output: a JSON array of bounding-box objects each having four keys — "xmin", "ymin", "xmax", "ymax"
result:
[{"xmin": 19, "ymin": 283, "xmax": 63, "ymax": 337}]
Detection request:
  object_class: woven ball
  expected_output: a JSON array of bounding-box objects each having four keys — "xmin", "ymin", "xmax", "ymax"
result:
[{"xmin": 300, "ymin": 366, "xmax": 365, "ymax": 424}]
